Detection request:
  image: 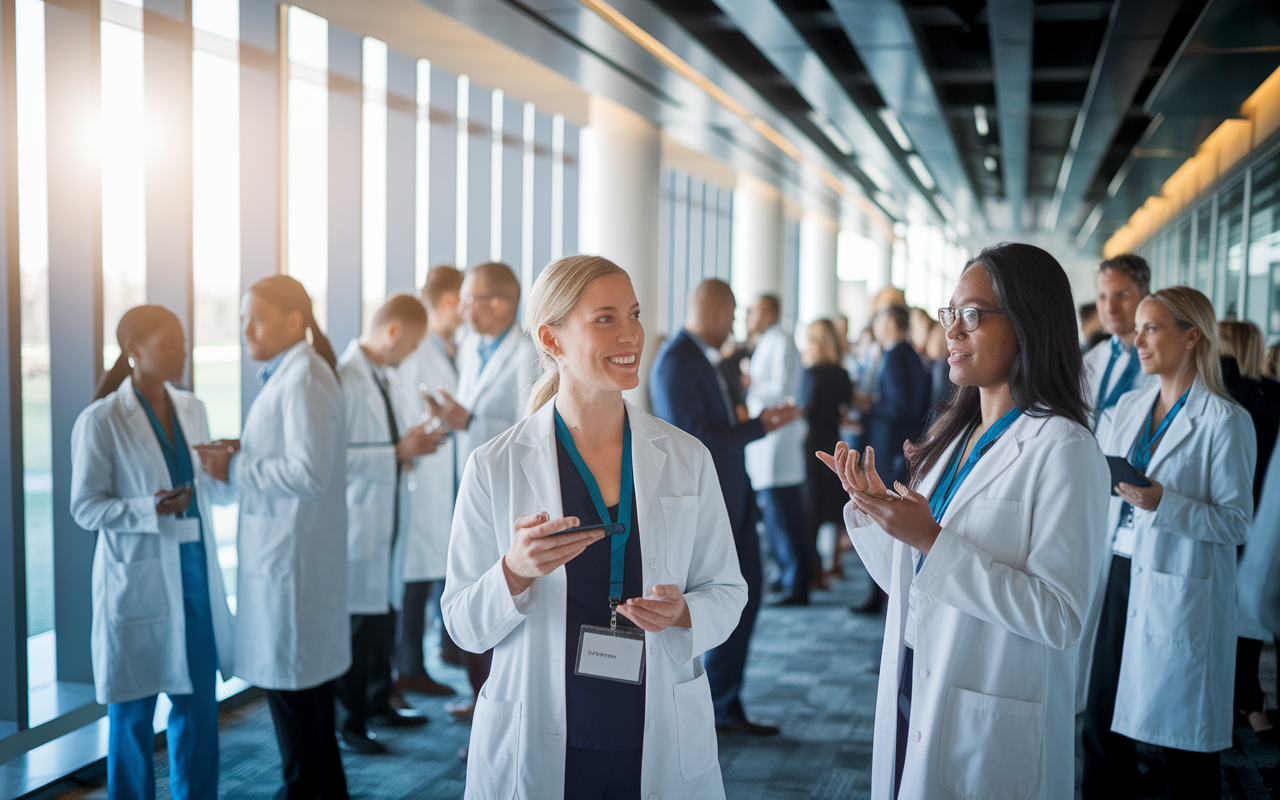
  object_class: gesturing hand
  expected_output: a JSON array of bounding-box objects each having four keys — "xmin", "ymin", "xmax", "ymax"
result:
[
  {"xmin": 760, "ymin": 401, "xmax": 804, "ymax": 433},
  {"xmin": 154, "ymin": 486, "xmax": 193, "ymax": 516},
  {"xmin": 817, "ymin": 442, "xmax": 941, "ymax": 554},
  {"xmin": 395, "ymin": 423, "xmax": 448, "ymax": 463},
  {"xmin": 1117, "ymin": 475, "xmax": 1163, "ymax": 511},
  {"xmin": 422, "ymin": 387, "xmax": 471, "ymax": 431},
  {"xmin": 501, "ymin": 513, "xmax": 604, "ymax": 596},
  {"xmin": 816, "ymin": 441, "xmax": 891, "ymax": 500},
  {"xmin": 193, "ymin": 439, "xmax": 239, "ymax": 483},
  {"xmin": 617, "ymin": 585, "xmax": 692, "ymax": 632}
]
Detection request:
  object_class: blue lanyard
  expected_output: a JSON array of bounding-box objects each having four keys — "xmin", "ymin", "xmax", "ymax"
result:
[
  {"xmin": 1094, "ymin": 341, "xmax": 1141, "ymax": 428},
  {"xmin": 133, "ymin": 386, "xmax": 199, "ymax": 521},
  {"xmin": 920, "ymin": 407, "xmax": 1022, "ymax": 573},
  {"xmin": 553, "ymin": 408, "xmax": 633, "ymax": 604},
  {"xmin": 1129, "ymin": 388, "xmax": 1190, "ymax": 474}
]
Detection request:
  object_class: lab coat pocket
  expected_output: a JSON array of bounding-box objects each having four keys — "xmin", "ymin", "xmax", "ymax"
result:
[
  {"xmin": 939, "ymin": 685, "xmax": 1042, "ymax": 800},
  {"xmin": 465, "ymin": 690, "xmax": 521, "ymax": 799},
  {"xmin": 1141, "ymin": 568, "xmax": 1210, "ymax": 654},
  {"xmin": 661, "ymin": 496, "xmax": 698, "ymax": 580},
  {"xmin": 106, "ymin": 558, "xmax": 169, "ymax": 626},
  {"xmin": 963, "ymin": 498, "xmax": 1026, "ymax": 567},
  {"xmin": 673, "ymin": 670, "xmax": 717, "ymax": 780},
  {"xmin": 239, "ymin": 511, "xmax": 294, "ymax": 579}
]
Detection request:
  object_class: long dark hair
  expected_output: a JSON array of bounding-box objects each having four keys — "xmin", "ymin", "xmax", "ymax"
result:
[
  {"xmin": 92, "ymin": 305, "xmax": 182, "ymax": 403},
  {"xmin": 906, "ymin": 242, "xmax": 1090, "ymax": 485},
  {"xmin": 249, "ymin": 275, "xmax": 338, "ymax": 376}
]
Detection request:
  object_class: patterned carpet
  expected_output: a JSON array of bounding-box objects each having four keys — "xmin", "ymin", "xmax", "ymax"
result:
[{"xmin": 46, "ymin": 547, "xmax": 1280, "ymax": 799}]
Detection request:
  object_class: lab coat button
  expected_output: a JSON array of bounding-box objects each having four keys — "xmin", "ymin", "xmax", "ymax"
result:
[
  {"xmin": 650, "ymin": 644, "xmax": 657, "ymax": 656},
  {"xmin": 649, "ymin": 559, "xmax": 658, "ymax": 570},
  {"xmin": 913, "ymin": 731, "xmax": 921, "ymax": 743},
  {"xmin": 649, "ymin": 794, "xmax": 657, "ymax": 800},
  {"xmin": 918, "ymin": 667, "xmax": 929, "ymax": 679},
  {"xmin": 920, "ymin": 596, "xmax": 931, "ymax": 605},
  {"xmin": 648, "ymin": 717, "xmax": 655, "ymax": 729}
]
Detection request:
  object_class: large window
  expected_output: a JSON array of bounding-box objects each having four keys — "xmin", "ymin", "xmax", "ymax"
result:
[
  {"xmin": 362, "ymin": 37, "xmax": 388, "ymax": 331},
  {"xmin": 286, "ymin": 6, "xmax": 328, "ymax": 327},
  {"xmin": 662, "ymin": 170, "xmax": 733, "ymax": 335},
  {"xmin": 1193, "ymin": 205, "xmax": 1212, "ymax": 294},
  {"xmin": 1248, "ymin": 151, "xmax": 1280, "ymax": 333},
  {"xmin": 1217, "ymin": 183, "xmax": 1245, "ymax": 318}
]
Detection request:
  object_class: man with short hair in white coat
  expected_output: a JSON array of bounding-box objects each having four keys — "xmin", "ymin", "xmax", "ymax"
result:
[
  {"xmin": 745, "ymin": 295, "xmax": 811, "ymax": 605},
  {"xmin": 334, "ymin": 294, "xmax": 445, "ymax": 754},
  {"xmin": 1084, "ymin": 254, "xmax": 1157, "ymax": 430},
  {"xmin": 393, "ymin": 266, "xmax": 465, "ymax": 697},
  {"xmin": 424, "ymin": 260, "xmax": 538, "ymax": 718}
]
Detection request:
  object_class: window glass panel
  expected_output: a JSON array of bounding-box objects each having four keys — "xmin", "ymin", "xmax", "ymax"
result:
[
  {"xmin": 17, "ymin": 0, "xmax": 51, "ymax": 641},
  {"xmin": 193, "ymin": 0, "xmax": 241, "ymax": 595},
  {"xmin": 362, "ymin": 37, "xmax": 387, "ymax": 332},
  {"xmin": 1217, "ymin": 182, "xmax": 1245, "ymax": 318},
  {"xmin": 100, "ymin": 19, "xmax": 146, "ymax": 368},
  {"xmin": 1194, "ymin": 205, "xmax": 1212, "ymax": 294},
  {"xmin": 1177, "ymin": 221, "xmax": 1191, "ymax": 287},
  {"xmin": 286, "ymin": 6, "xmax": 328, "ymax": 328},
  {"xmin": 1247, "ymin": 152, "xmax": 1280, "ymax": 332}
]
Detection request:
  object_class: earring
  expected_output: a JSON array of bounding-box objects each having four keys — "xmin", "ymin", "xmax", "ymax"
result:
[{"xmin": 127, "ymin": 356, "xmax": 136, "ymax": 368}]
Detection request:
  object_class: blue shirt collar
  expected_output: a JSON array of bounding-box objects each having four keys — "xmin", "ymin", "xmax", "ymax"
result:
[
  {"xmin": 477, "ymin": 325, "xmax": 513, "ymax": 374},
  {"xmin": 258, "ymin": 349, "xmax": 289, "ymax": 384},
  {"xmin": 1110, "ymin": 334, "xmax": 1133, "ymax": 355}
]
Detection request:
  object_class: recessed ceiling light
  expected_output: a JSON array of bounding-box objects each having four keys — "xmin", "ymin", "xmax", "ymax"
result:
[
  {"xmin": 984, "ymin": 156, "xmax": 998, "ymax": 172},
  {"xmin": 906, "ymin": 153, "xmax": 935, "ymax": 190},
  {"xmin": 974, "ymin": 105, "xmax": 989, "ymax": 137},
  {"xmin": 878, "ymin": 108, "xmax": 913, "ymax": 152}
]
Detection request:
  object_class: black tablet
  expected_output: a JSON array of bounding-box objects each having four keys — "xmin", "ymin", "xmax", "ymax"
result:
[
  {"xmin": 549, "ymin": 522, "xmax": 626, "ymax": 538},
  {"xmin": 1106, "ymin": 455, "xmax": 1151, "ymax": 495}
]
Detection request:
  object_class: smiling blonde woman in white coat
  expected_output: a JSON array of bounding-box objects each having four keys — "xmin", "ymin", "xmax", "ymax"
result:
[
  {"xmin": 1080, "ymin": 287, "xmax": 1255, "ymax": 800},
  {"xmin": 442, "ymin": 255, "xmax": 747, "ymax": 800},
  {"xmin": 820, "ymin": 244, "xmax": 1109, "ymax": 800}
]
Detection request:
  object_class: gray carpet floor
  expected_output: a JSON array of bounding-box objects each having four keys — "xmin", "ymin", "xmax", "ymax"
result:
[{"xmin": 51, "ymin": 549, "xmax": 1280, "ymax": 799}]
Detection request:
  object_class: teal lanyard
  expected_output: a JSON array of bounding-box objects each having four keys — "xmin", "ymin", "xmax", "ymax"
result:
[
  {"xmin": 1119, "ymin": 388, "xmax": 1190, "ymax": 524},
  {"xmin": 553, "ymin": 408, "xmax": 633, "ymax": 607},
  {"xmin": 921, "ymin": 407, "xmax": 1022, "ymax": 574},
  {"xmin": 1094, "ymin": 341, "xmax": 1142, "ymax": 428}
]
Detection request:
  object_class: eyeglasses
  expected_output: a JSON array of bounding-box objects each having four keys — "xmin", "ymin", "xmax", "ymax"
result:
[
  {"xmin": 938, "ymin": 307, "xmax": 1006, "ymax": 331},
  {"xmin": 460, "ymin": 294, "xmax": 508, "ymax": 308}
]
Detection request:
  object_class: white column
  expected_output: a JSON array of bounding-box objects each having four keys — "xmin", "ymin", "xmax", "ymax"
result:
[
  {"xmin": 798, "ymin": 208, "xmax": 839, "ymax": 326},
  {"xmin": 730, "ymin": 172, "xmax": 784, "ymax": 309},
  {"xmin": 579, "ymin": 95, "xmax": 660, "ymax": 410}
]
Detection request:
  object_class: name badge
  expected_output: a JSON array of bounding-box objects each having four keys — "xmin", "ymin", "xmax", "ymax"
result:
[
  {"xmin": 173, "ymin": 517, "xmax": 201, "ymax": 544},
  {"xmin": 575, "ymin": 624, "xmax": 645, "ymax": 685}
]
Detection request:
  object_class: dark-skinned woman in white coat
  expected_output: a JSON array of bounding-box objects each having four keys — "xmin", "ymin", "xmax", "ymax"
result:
[
  {"xmin": 195, "ymin": 275, "xmax": 350, "ymax": 800},
  {"xmin": 818, "ymin": 243, "xmax": 1110, "ymax": 799},
  {"xmin": 71, "ymin": 305, "xmax": 234, "ymax": 800},
  {"xmin": 1080, "ymin": 286, "xmax": 1255, "ymax": 799},
  {"xmin": 442, "ymin": 255, "xmax": 748, "ymax": 800}
]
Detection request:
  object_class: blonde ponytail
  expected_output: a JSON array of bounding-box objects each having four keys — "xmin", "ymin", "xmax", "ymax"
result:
[{"xmin": 524, "ymin": 254, "xmax": 630, "ymax": 415}]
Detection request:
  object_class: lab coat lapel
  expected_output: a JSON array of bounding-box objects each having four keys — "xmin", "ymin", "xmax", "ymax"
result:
[
  {"xmin": 1107, "ymin": 383, "xmax": 1158, "ymax": 458},
  {"xmin": 517, "ymin": 400, "xmax": 564, "ymax": 522},
  {"xmin": 626, "ymin": 403, "xmax": 667, "ymax": 553},
  {"xmin": 1145, "ymin": 379, "xmax": 1208, "ymax": 477},
  {"xmin": 467, "ymin": 329, "xmax": 518, "ymax": 405},
  {"xmin": 118, "ymin": 376, "xmax": 174, "ymax": 491},
  {"xmin": 935, "ymin": 414, "xmax": 1039, "ymax": 528}
]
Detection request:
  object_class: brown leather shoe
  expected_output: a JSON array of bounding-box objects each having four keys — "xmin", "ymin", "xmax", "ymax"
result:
[{"xmin": 395, "ymin": 674, "xmax": 458, "ymax": 697}]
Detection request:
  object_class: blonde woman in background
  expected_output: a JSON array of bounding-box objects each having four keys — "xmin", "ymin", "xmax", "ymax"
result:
[
  {"xmin": 1081, "ymin": 287, "xmax": 1256, "ymax": 799},
  {"xmin": 1218, "ymin": 319, "xmax": 1280, "ymax": 741},
  {"xmin": 441, "ymin": 255, "xmax": 747, "ymax": 799}
]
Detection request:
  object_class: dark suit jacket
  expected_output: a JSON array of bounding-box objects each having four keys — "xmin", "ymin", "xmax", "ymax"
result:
[
  {"xmin": 649, "ymin": 330, "xmax": 765, "ymax": 541},
  {"xmin": 865, "ymin": 340, "xmax": 930, "ymax": 484},
  {"xmin": 1223, "ymin": 356, "xmax": 1280, "ymax": 510}
]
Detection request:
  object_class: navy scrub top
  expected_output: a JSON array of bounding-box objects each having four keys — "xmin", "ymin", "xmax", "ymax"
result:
[
  {"xmin": 134, "ymin": 387, "xmax": 203, "ymax": 538},
  {"xmin": 556, "ymin": 434, "xmax": 646, "ymax": 751}
]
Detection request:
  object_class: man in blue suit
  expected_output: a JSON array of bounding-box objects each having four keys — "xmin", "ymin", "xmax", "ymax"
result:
[
  {"xmin": 650, "ymin": 279, "xmax": 802, "ymax": 736},
  {"xmin": 857, "ymin": 304, "xmax": 930, "ymax": 488}
]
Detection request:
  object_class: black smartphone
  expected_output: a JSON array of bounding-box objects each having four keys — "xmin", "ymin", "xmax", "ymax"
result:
[
  {"xmin": 549, "ymin": 522, "xmax": 626, "ymax": 538},
  {"xmin": 1107, "ymin": 456, "xmax": 1151, "ymax": 495}
]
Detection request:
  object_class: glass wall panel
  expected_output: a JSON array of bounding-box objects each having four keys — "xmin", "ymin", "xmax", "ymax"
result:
[
  {"xmin": 362, "ymin": 37, "xmax": 388, "ymax": 331},
  {"xmin": 1247, "ymin": 151, "xmax": 1280, "ymax": 333},
  {"xmin": 192, "ymin": 0, "xmax": 241, "ymax": 594},
  {"xmin": 17, "ymin": 0, "xmax": 51, "ymax": 640},
  {"xmin": 1194, "ymin": 205, "xmax": 1212, "ymax": 294},
  {"xmin": 1217, "ymin": 182, "xmax": 1245, "ymax": 318},
  {"xmin": 1177, "ymin": 222, "xmax": 1191, "ymax": 287},
  {"xmin": 100, "ymin": 15, "xmax": 146, "ymax": 368},
  {"xmin": 286, "ymin": 6, "xmax": 328, "ymax": 328}
]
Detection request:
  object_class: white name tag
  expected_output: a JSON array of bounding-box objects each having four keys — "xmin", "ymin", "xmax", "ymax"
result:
[
  {"xmin": 575, "ymin": 625, "xmax": 645, "ymax": 685},
  {"xmin": 173, "ymin": 517, "xmax": 201, "ymax": 544}
]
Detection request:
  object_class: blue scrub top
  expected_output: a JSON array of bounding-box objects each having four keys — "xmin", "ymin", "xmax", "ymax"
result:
[
  {"xmin": 134, "ymin": 387, "xmax": 202, "ymax": 534},
  {"xmin": 557, "ymin": 434, "xmax": 645, "ymax": 751}
]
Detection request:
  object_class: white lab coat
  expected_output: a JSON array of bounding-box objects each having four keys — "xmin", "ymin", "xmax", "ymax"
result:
[
  {"xmin": 1077, "ymin": 379, "xmax": 1255, "ymax": 752},
  {"xmin": 846, "ymin": 412, "xmax": 1109, "ymax": 800},
  {"xmin": 337, "ymin": 339, "xmax": 414, "ymax": 614},
  {"xmin": 745, "ymin": 324, "xmax": 808, "ymax": 489},
  {"xmin": 70, "ymin": 378, "xmax": 236, "ymax": 705},
  {"xmin": 442, "ymin": 398, "xmax": 748, "ymax": 800},
  {"xmin": 395, "ymin": 333, "xmax": 458, "ymax": 582},
  {"xmin": 1083, "ymin": 337, "xmax": 1156, "ymax": 419},
  {"xmin": 453, "ymin": 327, "xmax": 538, "ymax": 477},
  {"xmin": 228, "ymin": 340, "xmax": 351, "ymax": 691}
]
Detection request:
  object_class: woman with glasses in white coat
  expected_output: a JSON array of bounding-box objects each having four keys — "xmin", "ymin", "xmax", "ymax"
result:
[
  {"xmin": 442, "ymin": 255, "xmax": 748, "ymax": 800},
  {"xmin": 71, "ymin": 305, "xmax": 235, "ymax": 800},
  {"xmin": 194, "ymin": 275, "xmax": 350, "ymax": 800},
  {"xmin": 818, "ymin": 243, "xmax": 1110, "ymax": 799},
  {"xmin": 1080, "ymin": 286, "xmax": 1255, "ymax": 799}
]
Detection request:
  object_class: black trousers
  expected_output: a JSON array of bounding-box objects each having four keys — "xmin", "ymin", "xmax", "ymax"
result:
[
  {"xmin": 1082, "ymin": 554, "xmax": 1221, "ymax": 800},
  {"xmin": 394, "ymin": 581, "xmax": 438, "ymax": 677},
  {"xmin": 563, "ymin": 746, "xmax": 642, "ymax": 800},
  {"xmin": 335, "ymin": 612, "xmax": 396, "ymax": 734},
  {"xmin": 264, "ymin": 682, "xmax": 348, "ymax": 800},
  {"xmin": 1234, "ymin": 636, "xmax": 1266, "ymax": 714}
]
